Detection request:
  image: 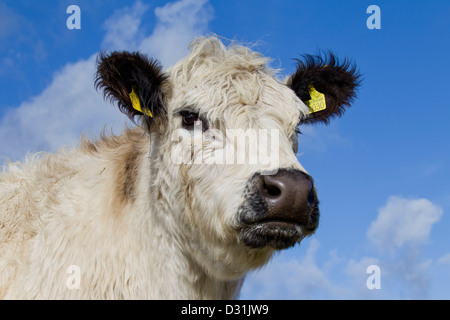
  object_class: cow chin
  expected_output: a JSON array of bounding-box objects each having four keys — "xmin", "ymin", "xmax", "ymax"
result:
[{"xmin": 239, "ymin": 221, "xmax": 304, "ymax": 250}]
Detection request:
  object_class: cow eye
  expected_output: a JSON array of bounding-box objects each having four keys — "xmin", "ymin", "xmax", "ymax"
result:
[
  {"xmin": 181, "ymin": 111, "xmax": 199, "ymax": 127},
  {"xmin": 179, "ymin": 110, "xmax": 208, "ymax": 131}
]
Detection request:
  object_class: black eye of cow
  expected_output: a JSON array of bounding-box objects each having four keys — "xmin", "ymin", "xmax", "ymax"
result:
[
  {"xmin": 181, "ymin": 111, "xmax": 199, "ymax": 127},
  {"xmin": 178, "ymin": 109, "xmax": 210, "ymax": 132}
]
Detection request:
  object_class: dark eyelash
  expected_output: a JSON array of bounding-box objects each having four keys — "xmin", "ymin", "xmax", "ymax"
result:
[{"xmin": 295, "ymin": 128, "xmax": 302, "ymax": 135}]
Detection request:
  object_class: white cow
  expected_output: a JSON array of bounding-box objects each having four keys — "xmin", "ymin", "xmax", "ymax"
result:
[{"xmin": 0, "ymin": 36, "xmax": 359, "ymax": 299}]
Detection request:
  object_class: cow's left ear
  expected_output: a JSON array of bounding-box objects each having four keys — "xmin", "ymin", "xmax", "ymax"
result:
[
  {"xmin": 287, "ymin": 52, "xmax": 361, "ymax": 125},
  {"xmin": 95, "ymin": 51, "xmax": 168, "ymax": 130}
]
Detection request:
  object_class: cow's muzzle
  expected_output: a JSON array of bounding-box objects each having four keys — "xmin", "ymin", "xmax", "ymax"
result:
[{"xmin": 237, "ymin": 169, "xmax": 319, "ymax": 249}]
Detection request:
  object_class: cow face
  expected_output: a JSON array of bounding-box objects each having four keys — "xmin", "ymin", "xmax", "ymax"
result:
[{"xmin": 96, "ymin": 37, "xmax": 360, "ymax": 278}]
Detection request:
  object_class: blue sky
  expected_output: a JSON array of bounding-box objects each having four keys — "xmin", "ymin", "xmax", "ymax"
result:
[{"xmin": 1, "ymin": 0, "xmax": 449, "ymax": 299}]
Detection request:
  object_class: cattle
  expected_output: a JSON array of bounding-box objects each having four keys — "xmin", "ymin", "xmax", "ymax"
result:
[{"xmin": 0, "ymin": 36, "xmax": 359, "ymax": 299}]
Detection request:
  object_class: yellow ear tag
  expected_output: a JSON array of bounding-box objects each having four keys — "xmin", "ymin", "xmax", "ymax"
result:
[
  {"xmin": 305, "ymin": 85, "xmax": 326, "ymax": 114},
  {"xmin": 129, "ymin": 87, "xmax": 153, "ymax": 117}
]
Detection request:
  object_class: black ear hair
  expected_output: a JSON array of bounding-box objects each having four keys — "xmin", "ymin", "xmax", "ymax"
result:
[
  {"xmin": 95, "ymin": 51, "xmax": 168, "ymax": 129},
  {"xmin": 287, "ymin": 52, "xmax": 361, "ymax": 125}
]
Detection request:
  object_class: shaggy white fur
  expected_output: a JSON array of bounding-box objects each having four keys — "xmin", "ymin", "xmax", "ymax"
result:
[{"xmin": 0, "ymin": 37, "xmax": 310, "ymax": 299}]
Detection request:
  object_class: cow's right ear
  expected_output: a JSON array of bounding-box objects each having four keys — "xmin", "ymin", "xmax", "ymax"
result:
[{"xmin": 95, "ymin": 51, "xmax": 168, "ymax": 130}]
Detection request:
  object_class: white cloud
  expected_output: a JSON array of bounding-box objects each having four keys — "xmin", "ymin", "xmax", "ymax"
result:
[
  {"xmin": 101, "ymin": 0, "xmax": 215, "ymax": 67},
  {"xmin": 139, "ymin": 0, "xmax": 213, "ymax": 68},
  {"xmin": 0, "ymin": 0, "xmax": 213, "ymax": 163},
  {"xmin": 101, "ymin": 0, "xmax": 214, "ymax": 64},
  {"xmin": 101, "ymin": 1, "xmax": 150, "ymax": 51},
  {"xmin": 0, "ymin": 55, "xmax": 124, "ymax": 161},
  {"xmin": 363, "ymin": 196, "xmax": 444, "ymax": 299},
  {"xmin": 367, "ymin": 196, "xmax": 443, "ymax": 252}
]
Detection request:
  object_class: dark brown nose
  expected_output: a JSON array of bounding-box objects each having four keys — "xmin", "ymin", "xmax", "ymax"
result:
[{"xmin": 260, "ymin": 169, "xmax": 318, "ymax": 226}]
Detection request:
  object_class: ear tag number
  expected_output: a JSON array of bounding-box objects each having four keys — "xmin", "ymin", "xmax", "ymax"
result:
[{"xmin": 306, "ymin": 85, "xmax": 326, "ymax": 114}]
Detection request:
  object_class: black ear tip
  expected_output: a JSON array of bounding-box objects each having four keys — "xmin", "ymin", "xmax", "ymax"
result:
[
  {"xmin": 289, "ymin": 50, "xmax": 361, "ymax": 125},
  {"xmin": 292, "ymin": 50, "xmax": 362, "ymax": 85}
]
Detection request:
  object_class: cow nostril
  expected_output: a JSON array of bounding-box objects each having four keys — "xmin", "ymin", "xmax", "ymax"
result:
[{"xmin": 263, "ymin": 180, "xmax": 281, "ymax": 197}]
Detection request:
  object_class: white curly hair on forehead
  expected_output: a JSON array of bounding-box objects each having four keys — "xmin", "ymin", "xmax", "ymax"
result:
[{"xmin": 167, "ymin": 36, "xmax": 304, "ymax": 134}]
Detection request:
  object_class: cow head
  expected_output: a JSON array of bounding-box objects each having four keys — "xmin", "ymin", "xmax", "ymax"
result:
[{"xmin": 95, "ymin": 37, "xmax": 360, "ymax": 279}]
